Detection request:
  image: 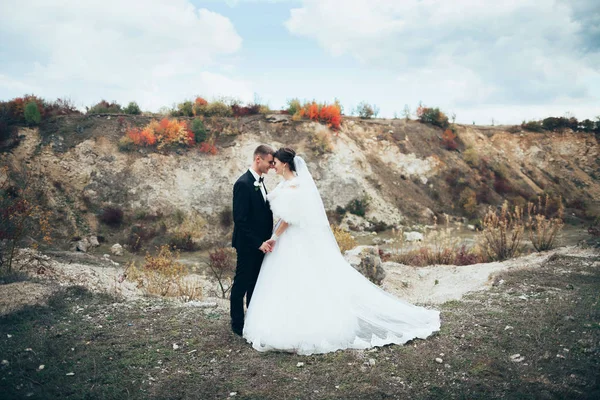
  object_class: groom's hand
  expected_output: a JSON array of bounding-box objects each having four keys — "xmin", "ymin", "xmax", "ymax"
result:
[{"xmin": 259, "ymin": 242, "xmax": 272, "ymax": 253}]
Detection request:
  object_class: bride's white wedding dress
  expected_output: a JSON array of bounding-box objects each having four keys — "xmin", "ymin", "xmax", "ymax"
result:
[{"xmin": 243, "ymin": 157, "xmax": 440, "ymax": 355}]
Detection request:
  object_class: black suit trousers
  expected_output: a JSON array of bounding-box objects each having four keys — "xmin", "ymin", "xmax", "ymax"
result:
[{"xmin": 230, "ymin": 247, "xmax": 264, "ymax": 330}]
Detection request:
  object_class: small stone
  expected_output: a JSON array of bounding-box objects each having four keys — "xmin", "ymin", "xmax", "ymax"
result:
[
  {"xmin": 24, "ymin": 348, "xmax": 32, "ymax": 352},
  {"xmin": 7, "ymin": 334, "xmax": 12, "ymax": 338},
  {"xmin": 38, "ymin": 365, "xmax": 45, "ymax": 370},
  {"xmin": 66, "ymin": 372, "xmax": 75, "ymax": 376},
  {"xmin": 505, "ymin": 325, "xmax": 514, "ymax": 331},
  {"xmin": 229, "ymin": 392, "xmax": 237, "ymax": 397},
  {"xmin": 510, "ymin": 354, "xmax": 525, "ymax": 362},
  {"xmin": 172, "ymin": 344, "xmax": 180, "ymax": 350},
  {"xmin": 368, "ymin": 358, "xmax": 376, "ymax": 366},
  {"xmin": 435, "ymin": 358, "xmax": 443, "ymax": 364},
  {"xmin": 296, "ymin": 362, "xmax": 304, "ymax": 367},
  {"xmin": 556, "ymin": 354, "xmax": 565, "ymax": 359},
  {"xmin": 1, "ymin": 360, "xmax": 9, "ymax": 366}
]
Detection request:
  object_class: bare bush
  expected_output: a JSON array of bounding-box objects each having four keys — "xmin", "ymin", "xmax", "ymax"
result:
[{"xmin": 207, "ymin": 247, "xmax": 236, "ymax": 298}]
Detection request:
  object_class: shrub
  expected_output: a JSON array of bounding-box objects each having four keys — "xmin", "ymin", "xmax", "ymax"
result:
[
  {"xmin": 172, "ymin": 100, "xmax": 194, "ymax": 117},
  {"xmin": 24, "ymin": 101, "xmax": 41, "ymax": 125},
  {"xmin": 231, "ymin": 104, "xmax": 260, "ymax": 117},
  {"xmin": 219, "ymin": 207, "xmax": 232, "ymax": 228},
  {"xmin": 291, "ymin": 100, "xmax": 343, "ymax": 131},
  {"xmin": 191, "ymin": 118, "xmax": 208, "ymax": 143},
  {"xmin": 204, "ymin": 101, "xmax": 233, "ymax": 117},
  {"xmin": 0, "ymin": 166, "xmax": 51, "ymax": 272},
  {"xmin": 123, "ymin": 101, "xmax": 141, "ymax": 115},
  {"xmin": 319, "ymin": 104, "xmax": 342, "ymax": 130},
  {"xmin": 125, "ymin": 118, "xmax": 193, "ymax": 149},
  {"xmin": 125, "ymin": 245, "xmax": 201, "ymax": 300},
  {"xmin": 88, "ymin": 100, "xmax": 122, "ymax": 114},
  {"xmin": 287, "ymin": 98, "xmax": 302, "ymax": 116},
  {"xmin": 192, "ymin": 97, "xmax": 208, "ymax": 116},
  {"xmin": 441, "ymin": 128, "xmax": 458, "ymax": 150},
  {"xmin": 526, "ymin": 195, "xmax": 564, "ymax": 252},
  {"xmin": 463, "ymin": 148, "xmax": 480, "ymax": 167},
  {"xmin": 507, "ymin": 125, "xmax": 521, "ymax": 134},
  {"xmin": 478, "ymin": 201, "xmax": 524, "ymax": 261},
  {"xmin": 126, "ymin": 224, "xmax": 158, "ymax": 253},
  {"xmin": 199, "ymin": 141, "xmax": 218, "ymax": 155},
  {"xmin": 44, "ymin": 98, "xmax": 79, "ymax": 117},
  {"xmin": 309, "ymin": 129, "xmax": 333, "ymax": 155},
  {"xmin": 459, "ymin": 187, "xmax": 478, "ymax": 215},
  {"xmin": 169, "ymin": 232, "xmax": 196, "ymax": 251},
  {"xmin": 99, "ymin": 206, "xmax": 124, "ymax": 227},
  {"xmin": 207, "ymin": 247, "xmax": 236, "ymax": 298},
  {"xmin": 331, "ymin": 225, "xmax": 357, "ymax": 253},
  {"xmin": 418, "ymin": 106, "xmax": 449, "ymax": 129},
  {"xmin": 117, "ymin": 136, "xmax": 135, "ymax": 151},
  {"xmin": 346, "ymin": 197, "xmax": 369, "ymax": 217},
  {"xmin": 521, "ymin": 120, "xmax": 543, "ymax": 132},
  {"xmin": 355, "ymin": 102, "xmax": 379, "ymax": 119}
]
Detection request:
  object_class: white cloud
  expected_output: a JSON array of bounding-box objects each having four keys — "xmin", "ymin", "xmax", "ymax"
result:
[
  {"xmin": 285, "ymin": 0, "xmax": 600, "ymax": 122},
  {"xmin": 0, "ymin": 0, "xmax": 251, "ymax": 111}
]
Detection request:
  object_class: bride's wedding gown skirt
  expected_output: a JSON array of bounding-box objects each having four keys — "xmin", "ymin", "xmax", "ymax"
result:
[{"xmin": 243, "ymin": 224, "xmax": 441, "ymax": 355}]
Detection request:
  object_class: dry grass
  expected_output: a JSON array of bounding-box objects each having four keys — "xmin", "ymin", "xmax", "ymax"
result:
[
  {"xmin": 479, "ymin": 201, "xmax": 525, "ymax": 261},
  {"xmin": 526, "ymin": 195, "xmax": 564, "ymax": 252},
  {"xmin": 125, "ymin": 245, "xmax": 202, "ymax": 301},
  {"xmin": 389, "ymin": 216, "xmax": 483, "ymax": 266},
  {"xmin": 331, "ymin": 225, "xmax": 357, "ymax": 253}
]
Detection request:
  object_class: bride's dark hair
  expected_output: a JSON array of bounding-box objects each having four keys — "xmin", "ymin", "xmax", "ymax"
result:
[{"xmin": 273, "ymin": 147, "xmax": 296, "ymax": 172}]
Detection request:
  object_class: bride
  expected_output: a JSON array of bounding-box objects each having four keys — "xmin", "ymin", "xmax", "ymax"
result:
[{"xmin": 243, "ymin": 147, "xmax": 440, "ymax": 355}]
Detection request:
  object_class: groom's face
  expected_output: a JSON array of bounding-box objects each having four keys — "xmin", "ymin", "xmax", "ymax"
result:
[{"xmin": 257, "ymin": 154, "xmax": 274, "ymax": 175}]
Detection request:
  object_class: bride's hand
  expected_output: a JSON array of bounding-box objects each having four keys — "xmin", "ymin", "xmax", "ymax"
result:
[
  {"xmin": 265, "ymin": 239, "xmax": 276, "ymax": 249},
  {"xmin": 259, "ymin": 242, "xmax": 272, "ymax": 253}
]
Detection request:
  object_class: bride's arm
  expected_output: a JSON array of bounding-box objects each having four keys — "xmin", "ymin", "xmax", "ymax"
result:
[{"xmin": 270, "ymin": 221, "xmax": 288, "ymax": 242}]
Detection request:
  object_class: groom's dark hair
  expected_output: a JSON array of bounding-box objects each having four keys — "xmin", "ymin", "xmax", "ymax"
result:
[{"xmin": 254, "ymin": 145, "xmax": 275, "ymax": 158}]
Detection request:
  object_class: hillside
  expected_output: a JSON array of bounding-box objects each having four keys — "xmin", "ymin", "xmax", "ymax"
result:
[{"xmin": 1, "ymin": 113, "xmax": 598, "ymax": 252}]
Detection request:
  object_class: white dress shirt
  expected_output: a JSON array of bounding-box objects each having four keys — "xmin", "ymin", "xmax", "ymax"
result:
[{"xmin": 248, "ymin": 168, "xmax": 267, "ymax": 201}]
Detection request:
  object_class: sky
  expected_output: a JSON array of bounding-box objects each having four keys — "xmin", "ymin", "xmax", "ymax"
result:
[{"xmin": 0, "ymin": 0, "xmax": 599, "ymax": 124}]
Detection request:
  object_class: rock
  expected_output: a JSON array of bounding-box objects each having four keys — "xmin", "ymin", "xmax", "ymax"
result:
[
  {"xmin": 467, "ymin": 224, "xmax": 476, "ymax": 231},
  {"xmin": 266, "ymin": 114, "xmax": 290, "ymax": 123},
  {"xmin": 172, "ymin": 344, "xmax": 180, "ymax": 350},
  {"xmin": 111, "ymin": 244, "xmax": 123, "ymax": 256},
  {"xmin": 38, "ymin": 365, "xmax": 45, "ymax": 370},
  {"xmin": 347, "ymin": 246, "xmax": 386, "ymax": 285},
  {"xmin": 435, "ymin": 358, "xmax": 443, "ymax": 364},
  {"xmin": 404, "ymin": 231, "xmax": 424, "ymax": 242},
  {"xmin": 88, "ymin": 236, "xmax": 100, "ymax": 247},
  {"xmin": 368, "ymin": 358, "xmax": 376, "ymax": 366},
  {"xmin": 70, "ymin": 236, "xmax": 99, "ymax": 253},
  {"xmin": 1, "ymin": 360, "xmax": 8, "ymax": 366},
  {"xmin": 66, "ymin": 372, "xmax": 75, "ymax": 376},
  {"xmin": 296, "ymin": 362, "xmax": 304, "ymax": 367},
  {"xmin": 71, "ymin": 238, "xmax": 90, "ymax": 252},
  {"xmin": 184, "ymin": 301, "xmax": 217, "ymax": 308},
  {"xmin": 510, "ymin": 354, "xmax": 525, "ymax": 362}
]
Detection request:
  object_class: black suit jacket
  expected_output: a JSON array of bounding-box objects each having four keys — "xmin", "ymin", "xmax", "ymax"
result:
[{"xmin": 231, "ymin": 170, "xmax": 274, "ymax": 251}]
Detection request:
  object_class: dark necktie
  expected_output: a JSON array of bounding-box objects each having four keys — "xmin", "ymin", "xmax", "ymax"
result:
[{"xmin": 258, "ymin": 177, "xmax": 268, "ymax": 196}]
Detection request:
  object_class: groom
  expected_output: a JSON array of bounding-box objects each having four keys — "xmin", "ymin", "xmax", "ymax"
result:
[{"xmin": 230, "ymin": 145, "xmax": 275, "ymax": 336}]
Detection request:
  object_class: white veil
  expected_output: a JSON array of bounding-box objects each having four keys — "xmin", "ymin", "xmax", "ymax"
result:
[{"xmin": 293, "ymin": 156, "xmax": 330, "ymax": 230}]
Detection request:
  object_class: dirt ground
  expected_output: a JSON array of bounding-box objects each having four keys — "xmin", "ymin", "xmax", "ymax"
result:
[{"xmin": 0, "ymin": 247, "xmax": 598, "ymax": 399}]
